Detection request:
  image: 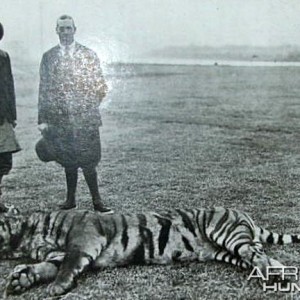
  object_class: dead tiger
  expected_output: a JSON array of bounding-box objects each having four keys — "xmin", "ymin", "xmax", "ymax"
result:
[{"xmin": 0, "ymin": 206, "xmax": 299, "ymax": 297}]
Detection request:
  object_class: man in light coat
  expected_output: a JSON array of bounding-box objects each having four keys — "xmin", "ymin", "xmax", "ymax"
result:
[{"xmin": 36, "ymin": 15, "xmax": 112, "ymax": 213}]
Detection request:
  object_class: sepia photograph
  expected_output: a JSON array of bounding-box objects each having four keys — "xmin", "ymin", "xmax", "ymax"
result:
[{"xmin": 1, "ymin": 0, "xmax": 300, "ymax": 299}]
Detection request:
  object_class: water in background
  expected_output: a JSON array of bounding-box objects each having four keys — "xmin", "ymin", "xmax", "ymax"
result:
[{"xmin": 121, "ymin": 58, "xmax": 300, "ymax": 67}]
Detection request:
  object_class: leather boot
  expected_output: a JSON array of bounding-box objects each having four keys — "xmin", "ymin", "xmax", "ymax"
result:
[{"xmin": 83, "ymin": 167, "xmax": 113, "ymax": 214}]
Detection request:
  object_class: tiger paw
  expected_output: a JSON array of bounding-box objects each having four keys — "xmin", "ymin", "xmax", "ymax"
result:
[
  {"xmin": 5, "ymin": 264, "xmax": 40, "ymax": 295},
  {"xmin": 47, "ymin": 281, "xmax": 73, "ymax": 296}
]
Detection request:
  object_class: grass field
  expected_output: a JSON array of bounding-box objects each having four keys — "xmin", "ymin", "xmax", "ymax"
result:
[{"xmin": 1, "ymin": 63, "xmax": 300, "ymax": 299}]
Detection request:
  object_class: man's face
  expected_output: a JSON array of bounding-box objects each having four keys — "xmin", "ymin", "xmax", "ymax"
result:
[{"xmin": 56, "ymin": 19, "xmax": 76, "ymax": 46}]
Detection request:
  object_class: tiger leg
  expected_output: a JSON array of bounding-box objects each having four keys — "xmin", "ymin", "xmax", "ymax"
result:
[
  {"xmin": 213, "ymin": 249, "xmax": 249, "ymax": 269},
  {"xmin": 197, "ymin": 243, "xmax": 249, "ymax": 269},
  {"xmin": 5, "ymin": 251, "xmax": 65, "ymax": 296},
  {"xmin": 210, "ymin": 223, "xmax": 285, "ymax": 276},
  {"xmin": 236, "ymin": 241, "xmax": 285, "ymax": 276},
  {"xmin": 47, "ymin": 247, "xmax": 94, "ymax": 296},
  {"xmin": 5, "ymin": 262, "xmax": 58, "ymax": 296}
]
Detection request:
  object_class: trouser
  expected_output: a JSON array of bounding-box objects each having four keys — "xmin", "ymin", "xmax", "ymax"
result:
[
  {"xmin": 35, "ymin": 125, "xmax": 102, "ymax": 204},
  {"xmin": 65, "ymin": 166, "xmax": 101, "ymax": 203}
]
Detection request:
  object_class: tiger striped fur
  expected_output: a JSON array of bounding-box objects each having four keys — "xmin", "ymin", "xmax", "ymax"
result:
[{"xmin": 0, "ymin": 206, "xmax": 299, "ymax": 296}]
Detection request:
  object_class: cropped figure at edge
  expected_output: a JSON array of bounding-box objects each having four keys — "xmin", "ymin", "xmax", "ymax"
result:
[
  {"xmin": 36, "ymin": 15, "xmax": 113, "ymax": 214},
  {"xmin": 0, "ymin": 22, "xmax": 21, "ymax": 212}
]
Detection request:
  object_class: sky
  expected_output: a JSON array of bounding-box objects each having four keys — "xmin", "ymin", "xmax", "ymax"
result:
[{"xmin": 1, "ymin": 0, "xmax": 300, "ymax": 63}]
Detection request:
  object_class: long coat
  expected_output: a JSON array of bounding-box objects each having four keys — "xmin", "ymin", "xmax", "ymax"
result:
[
  {"xmin": 0, "ymin": 49, "xmax": 21, "ymax": 154},
  {"xmin": 38, "ymin": 42, "xmax": 107, "ymax": 127},
  {"xmin": 36, "ymin": 42, "xmax": 107, "ymax": 168}
]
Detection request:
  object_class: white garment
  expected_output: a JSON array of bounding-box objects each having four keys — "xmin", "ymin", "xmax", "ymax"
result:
[
  {"xmin": 0, "ymin": 120, "xmax": 21, "ymax": 153},
  {"xmin": 59, "ymin": 42, "xmax": 76, "ymax": 57}
]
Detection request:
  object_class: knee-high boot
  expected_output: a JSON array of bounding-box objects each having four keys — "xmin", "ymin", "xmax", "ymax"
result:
[
  {"xmin": 58, "ymin": 168, "xmax": 78, "ymax": 209},
  {"xmin": 0, "ymin": 175, "xmax": 7, "ymax": 212},
  {"xmin": 82, "ymin": 167, "xmax": 113, "ymax": 214},
  {"xmin": 0, "ymin": 175, "xmax": 2, "ymax": 197}
]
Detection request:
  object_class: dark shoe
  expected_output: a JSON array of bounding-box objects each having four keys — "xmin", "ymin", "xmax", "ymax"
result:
[
  {"xmin": 58, "ymin": 202, "xmax": 76, "ymax": 210},
  {"xmin": 93, "ymin": 202, "xmax": 114, "ymax": 214}
]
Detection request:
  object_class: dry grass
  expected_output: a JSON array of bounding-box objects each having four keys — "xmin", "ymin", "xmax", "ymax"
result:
[{"xmin": 1, "ymin": 63, "xmax": 300, "ymax": 299}]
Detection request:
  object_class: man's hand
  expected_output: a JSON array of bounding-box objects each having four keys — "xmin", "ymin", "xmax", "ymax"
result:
[{"xmin": 38, "ymin": 123, "xmax": 49, "ymax": 132}]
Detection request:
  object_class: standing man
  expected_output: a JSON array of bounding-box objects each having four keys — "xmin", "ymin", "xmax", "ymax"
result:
[
  {"xmin": 36, "ymin": 15, "xmax": 113, "ymax": 213},
  {"xmin": 0, "ymin": 22, "xmax": 21, "ymax": 212}
]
